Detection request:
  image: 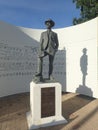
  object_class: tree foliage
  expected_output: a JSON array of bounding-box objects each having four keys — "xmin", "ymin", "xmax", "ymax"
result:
[{"xmin": 73, "ymin": 0, "xmax": 98, "ymax": 25}]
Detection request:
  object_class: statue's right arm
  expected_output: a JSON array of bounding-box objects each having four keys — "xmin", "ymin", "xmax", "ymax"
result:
[
  {"xmin": 39, "ymin": 33, "xmax": 43, "ymax": 51},
  {"xmin": 38, "ymin": 33, "xmax": 44, "ymax": 57}
]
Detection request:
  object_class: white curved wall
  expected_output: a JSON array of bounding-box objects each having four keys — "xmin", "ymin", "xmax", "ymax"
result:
[
  {"xmin": 56, "ymin": 17, "xmax": 98, "ymax": 98},
  {"xmin": 0, "ymin": 17, "xmax": 98, "ymax": 98}
]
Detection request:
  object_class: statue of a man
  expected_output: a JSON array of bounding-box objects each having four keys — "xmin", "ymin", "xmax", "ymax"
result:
[{"xmin": 35, "ymin": 19, "xmax": 59, "ymax": 81}]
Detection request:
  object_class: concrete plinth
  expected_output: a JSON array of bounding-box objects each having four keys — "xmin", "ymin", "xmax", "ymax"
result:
[{"xmin": 26, "ymin": 81, "xmax": 67, "ymax": 129}]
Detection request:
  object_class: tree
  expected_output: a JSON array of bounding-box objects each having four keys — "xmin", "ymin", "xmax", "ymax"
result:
[{"xmin": 73, "ymin": 0, "xmax": 98, "ymax": 25}]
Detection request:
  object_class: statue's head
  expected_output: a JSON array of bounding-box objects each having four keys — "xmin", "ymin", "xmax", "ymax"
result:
[
  {"xmin": 83, "ymin": 48, "xmax": 87, "ymax": 54},
  {"xmin": 45, "ymin": 19, "xmax": 55, "ymax": 29}
]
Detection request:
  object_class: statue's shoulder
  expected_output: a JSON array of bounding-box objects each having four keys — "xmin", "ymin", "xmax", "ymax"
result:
[
  {"xmin": 41, "ymin": 31, "xmax": 47, "ymax": 35},
  {"xmin": 51, "ymin": 31, "xmax": 57, "ymax": 35}
]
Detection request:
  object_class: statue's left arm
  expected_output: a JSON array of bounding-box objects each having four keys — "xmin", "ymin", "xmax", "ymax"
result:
[{"xmin": 55, "ymin": 33, "xmax": 59, "ymax": 51}]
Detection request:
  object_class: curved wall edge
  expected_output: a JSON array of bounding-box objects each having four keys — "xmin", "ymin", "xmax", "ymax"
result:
[{"xmin": 0, "ymin": 17, "xmax": 98, "ymax": 98}]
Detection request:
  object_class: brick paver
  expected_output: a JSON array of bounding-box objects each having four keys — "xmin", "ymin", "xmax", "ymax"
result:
[{"xmin": 0, "ymin": 92, "xmax": 98, "ymax": 130}]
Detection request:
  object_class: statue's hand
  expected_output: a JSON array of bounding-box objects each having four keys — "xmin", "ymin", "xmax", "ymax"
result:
[
  {"xmin": 38, "ymin": 52, "xmax": 44, "ymax": 58},
  {"xmin": 55, "ymin": 49, "xmax": 58, "ymax": 52}
]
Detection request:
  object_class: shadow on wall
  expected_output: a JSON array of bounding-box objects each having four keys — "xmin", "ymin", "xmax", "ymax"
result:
[
  {"xmin": 76, "ymin": 48, "xmax": 93, "ymax": 97},
  {"xmin": 0, "ymin": 23, "xmax": 40, "ymax": 97},
  {"xmin": 0, "ymin": 21, "xmax": 40, "ymax": 45}
]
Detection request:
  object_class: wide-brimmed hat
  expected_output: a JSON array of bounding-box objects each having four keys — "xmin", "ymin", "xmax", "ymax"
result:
[
  {"xmin": 83, "ymin": 48, "xmax": 87, "ymax": 53},
  {"xmin": 45, "ymin": 19, "xmax": 55, "ymax": 27}
]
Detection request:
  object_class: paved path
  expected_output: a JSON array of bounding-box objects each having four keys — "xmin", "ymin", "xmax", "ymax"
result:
[{"xmin": 0, "ymin": 92, "xmax": 98, "ymax": 130}]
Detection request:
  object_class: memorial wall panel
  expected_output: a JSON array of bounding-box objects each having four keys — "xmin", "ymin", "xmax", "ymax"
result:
[{"xmin": 0, "ymin": 17, "xmax": 98, "ymax": 98}]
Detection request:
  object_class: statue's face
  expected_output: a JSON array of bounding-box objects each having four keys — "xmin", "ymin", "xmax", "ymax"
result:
[{"xmin": 46, "ymin": 22, "xmax": 52, "ymax": 29}]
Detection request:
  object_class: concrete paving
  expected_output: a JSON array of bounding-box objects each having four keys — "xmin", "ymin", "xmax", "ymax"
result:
[{"xmin": 0, "ymin": 92, "xmax": 98, "ymax": 130}]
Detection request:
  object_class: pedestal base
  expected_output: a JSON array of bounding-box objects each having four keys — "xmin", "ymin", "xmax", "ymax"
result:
[
  {"xmin": 26, "ymin": 81, "xmax": 67, "ymax": 129},
  {"xmin": 27, "ymin": 111, "xmax": 67, "ymax": 129}
]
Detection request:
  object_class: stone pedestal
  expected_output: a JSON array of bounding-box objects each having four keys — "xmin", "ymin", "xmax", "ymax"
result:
[{"xmin": 26, "ymin": 81, "xmax": 67, "ymax": 129}]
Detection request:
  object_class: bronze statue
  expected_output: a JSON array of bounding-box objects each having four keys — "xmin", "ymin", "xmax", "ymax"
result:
[{"xmin": 34, "ymin": 19, "xmax": 59, "ymax": 82}]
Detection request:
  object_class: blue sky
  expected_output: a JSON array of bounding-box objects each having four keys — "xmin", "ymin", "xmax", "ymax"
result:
[{"xmin": 0, "ymin": 0, "xmax": 80, "ymax": 29}]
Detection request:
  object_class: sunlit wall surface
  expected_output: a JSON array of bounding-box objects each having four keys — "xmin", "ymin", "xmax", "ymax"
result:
[{"xmin": 0, "ymin": 17, "xmax": 98, "ymax": 98}]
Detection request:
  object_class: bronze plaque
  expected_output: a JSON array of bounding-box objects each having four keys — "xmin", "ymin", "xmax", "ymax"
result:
[{"xmin": 41, "ymin": 87, "xmax": 55, "ymax": 118}]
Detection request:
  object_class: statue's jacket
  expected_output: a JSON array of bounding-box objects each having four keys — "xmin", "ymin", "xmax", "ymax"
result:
[{"xmin": 39, "ymin": 30, "xmax": 59, "ymax": 56}]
